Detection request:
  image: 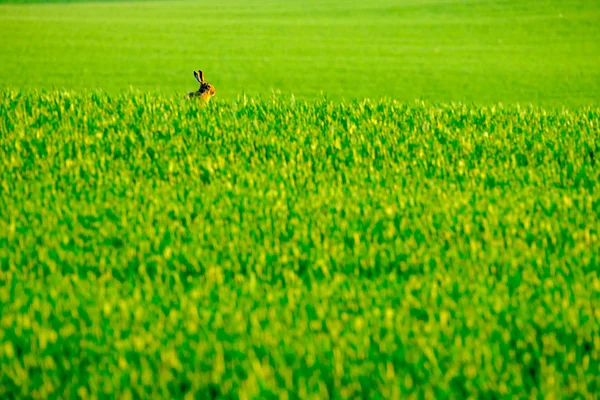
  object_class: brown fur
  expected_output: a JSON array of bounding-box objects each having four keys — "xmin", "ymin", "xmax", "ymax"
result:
[{"xmin": 188, "ymin": 70, "xmax": 216, "ymax": 102}]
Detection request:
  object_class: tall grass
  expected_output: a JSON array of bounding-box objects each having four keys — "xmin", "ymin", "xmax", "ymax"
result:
[{"xmin": 0, "ymin": 90, "xmax": 599, "ymax": 398}]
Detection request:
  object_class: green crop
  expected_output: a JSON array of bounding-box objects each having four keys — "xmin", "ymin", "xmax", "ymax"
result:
[
  {"xmin": 1, "ymin": 0, "xmax": 599, "ymax": 105},
  {"xmin": 1, "ymin": 0, "xmax": 598, "ymax": 398},
  {"xmin": 0, "ymin": 90, "xmax": 599, "ymax": 398}
]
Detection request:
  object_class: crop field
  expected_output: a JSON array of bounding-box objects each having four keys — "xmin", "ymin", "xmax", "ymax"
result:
[
  {"xmin": 1, "ymin": 0, "xmax": 599, "ymax": 104},
  {"xmin": 1, "ymin": 92, "xmax": 599, "ymax": 398},
  {"xmin": 1, "ymin": 0, "xmax": 600, "ymax": 399}
]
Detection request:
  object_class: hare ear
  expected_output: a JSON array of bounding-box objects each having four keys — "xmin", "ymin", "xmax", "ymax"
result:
[{"xmin": 194, "ymin": 70, "xmax": 204, "ymax": 83}]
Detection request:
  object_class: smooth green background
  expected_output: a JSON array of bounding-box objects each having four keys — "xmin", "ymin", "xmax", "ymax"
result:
[{"xmin": 0, "ymin": 0, "xmax": 599, "ymax": 105}]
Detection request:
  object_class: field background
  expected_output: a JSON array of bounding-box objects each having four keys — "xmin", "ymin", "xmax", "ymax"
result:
[{"xmin": 0, "ymin": 0, "xmax": 599, "ymax": 105}]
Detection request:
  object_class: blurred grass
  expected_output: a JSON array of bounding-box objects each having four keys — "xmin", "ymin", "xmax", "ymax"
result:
[
  {"xmin": 0, "ymin": 90, "xmax": 599, "ymax": 397},
  {"xmin": 0, "ymin": 0, "xmax": 599, "ymax": 104}
]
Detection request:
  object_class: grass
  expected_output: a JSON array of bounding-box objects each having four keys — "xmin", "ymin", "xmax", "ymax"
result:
[
  {"xmin": 1, "ymin": 0, "xmax": 599, "ymax": 398},
  {"xmin": 0, "ymin": 0, "xmax": 599, "ymax": 105},
  {"xmin": 0, "ymin": 90, "xmax": 599, "ymax": 398}
]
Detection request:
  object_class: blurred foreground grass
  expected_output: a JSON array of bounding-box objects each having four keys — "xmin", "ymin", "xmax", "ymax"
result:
[{"xmin": 0, "ymin": 90, "xmax": 599, "ymax": 398}]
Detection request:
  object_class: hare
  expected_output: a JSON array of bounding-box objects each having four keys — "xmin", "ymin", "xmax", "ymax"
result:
[{"xmin": 188, "ymin": 70, "xmax": 216, "ymax": 102}]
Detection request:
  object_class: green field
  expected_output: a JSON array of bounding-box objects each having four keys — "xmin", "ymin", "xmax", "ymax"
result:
[
  {"xmin": 1, "ymin": 91, "xmax": 599, "ymax": 398},
  {"xmin": 1, "ymin": 0, "xmax": 600, "ymax": 398},
  {"xmin": 1, "ymin": 0, "xmax": 599, "ymax": 105}
]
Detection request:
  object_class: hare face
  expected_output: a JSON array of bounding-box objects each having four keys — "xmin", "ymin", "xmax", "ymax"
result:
[
  {"xmin": 189, "ymin": 70, "xmax": 216, "ymax": 101},
  {"xmin": 200, "ymin": 82, "xmax": 216, "ymax": 97}
]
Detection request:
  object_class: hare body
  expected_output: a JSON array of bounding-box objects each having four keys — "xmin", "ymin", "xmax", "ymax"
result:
[{"xmin": 188, "ymin": 70, "xmax": 216, "ymax": 102}]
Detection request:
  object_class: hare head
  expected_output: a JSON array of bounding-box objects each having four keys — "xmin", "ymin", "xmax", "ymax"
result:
[{"xmin": 188, "ymin": 70, "xmax": 216, "ymax": 101}]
